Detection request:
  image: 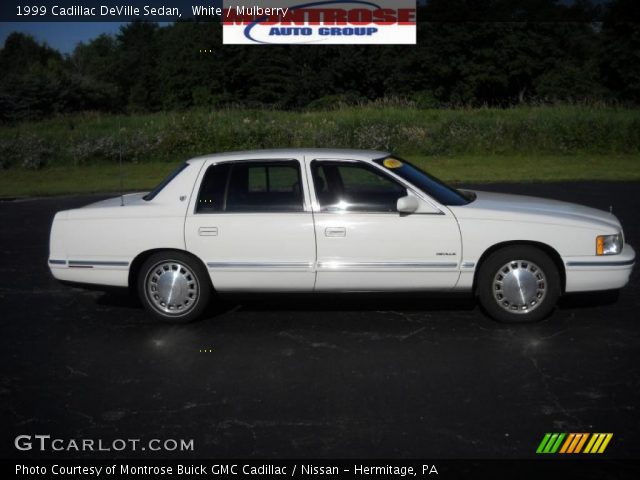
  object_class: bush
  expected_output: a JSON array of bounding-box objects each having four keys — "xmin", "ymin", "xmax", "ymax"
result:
[
  {"xmin": 0, "ymin": 105, "xmax": 638, "ymax": 170},
  {"xmin": 0, "ymin": 134, "xmax": 51, "ymax": 169},
  {"xmin": 305, "ymin": 94, "xmax": 365, "ymax": 111}
]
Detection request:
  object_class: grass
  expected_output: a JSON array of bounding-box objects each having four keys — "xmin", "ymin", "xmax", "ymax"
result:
[
  {"xmin": 0, "ymin": 163, "xmax": 176, "ymax": 198},
  {"xmin": 0, "ymin": 105, "xmax": 638, "ymax": 196},
  {"xmin": 1, "ymin": 153, "xmax": 638, "ymax": 198},
  {"xmin": 416, "ymin": 153, "xmax": 640, "ymax": 183}
]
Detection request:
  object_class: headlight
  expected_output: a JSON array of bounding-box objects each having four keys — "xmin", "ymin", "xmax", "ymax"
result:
[{"xmin": 596, "ymin": 234, "xmax": 623, "ymax": 256}]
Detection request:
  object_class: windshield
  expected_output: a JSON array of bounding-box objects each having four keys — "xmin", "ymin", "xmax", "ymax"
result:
[
  {"xmin": 373, "ymin": 157, "xmax": 473, "ymax": 206},
  {"xmin": 143, "ymin": 162, "xmax": 189, "ymax": 201}
]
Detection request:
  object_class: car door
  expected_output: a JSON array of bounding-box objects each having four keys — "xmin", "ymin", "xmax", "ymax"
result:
[
  {"xmin": 307, "ymin": 158, "xmax": 462, "ymax": 291},
  {"xmin": 185, "ymin": 158, "xmax": 316, "ymax": 291}
]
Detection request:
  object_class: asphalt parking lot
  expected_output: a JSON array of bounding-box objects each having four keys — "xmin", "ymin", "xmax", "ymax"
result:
[{"xmin": 1, "ymin": 182, "xmax": 639, "ymax": 459}]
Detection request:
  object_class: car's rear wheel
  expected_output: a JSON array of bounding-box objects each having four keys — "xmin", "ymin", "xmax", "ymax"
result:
[
  {"xmin": 137, "ymin": 251, "xmax": 211, "ymax": 323},
  {"xmin": 477, "ymin": 246, "xmax": 560, "ymax": 323}
]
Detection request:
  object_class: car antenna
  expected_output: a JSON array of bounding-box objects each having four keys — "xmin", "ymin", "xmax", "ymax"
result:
[{"xmin": 119, "ymin": 119, "xmax": 124, "ymax": 207}]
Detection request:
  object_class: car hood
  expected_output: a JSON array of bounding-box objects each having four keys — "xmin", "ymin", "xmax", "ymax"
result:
[{"xmin": 453, "ymin": 190, "xmax": 621, "ymax": 230}]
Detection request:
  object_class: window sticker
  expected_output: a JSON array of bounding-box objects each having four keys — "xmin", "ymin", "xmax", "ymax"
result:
[{"xmin": 383, "ymin": 158, "xmax": 403, "ymax": 169}]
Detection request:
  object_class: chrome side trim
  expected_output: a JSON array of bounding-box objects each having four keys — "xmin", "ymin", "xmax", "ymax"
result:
[
  {"xmin": 314, "ymin": 211, "xmax": 443, "ymax": 216},
  {"xmin": 206, "ymin": 261, "xmax": 460, "ymax": 271},
  {"xmin": 317, "ymin": 261, "xmax": 458, "ymax": 270},
  {"xmin": 68, "ymin": 260, "xmax": 130, "ymax": 268},
  {"xmin": 566, "ymin": 259, "xmax": 635, "ymax": 267},
  {"xmin": 195, "ymin": 211, "xmax": 308, "ymax": 216},
  {"xmin": 461, "ymin": 262, "xmax": 475, "ymax": 269},
  {"xmin": 207, "ymin": 262, "xmax": 314, "ymax": 270},
  {"xmin": 48, "ymin": 259, "xmax": 66, "ymax": 266}
]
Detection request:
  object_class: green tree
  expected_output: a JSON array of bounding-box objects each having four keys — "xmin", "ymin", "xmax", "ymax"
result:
[
  {"xmin": 600, "ymin": 0, "xmax": 640, "ymax": 102},
  {"xmin": 115, "ymin": 22, "xmax": 161, "ymax": 111},
  {"xmin": 155, "ymin": 22, "xmax": 223, "ymax": 109},
  {"xmin": 72, "ymin": 34, "xmax": 119, "ymax": 84}
]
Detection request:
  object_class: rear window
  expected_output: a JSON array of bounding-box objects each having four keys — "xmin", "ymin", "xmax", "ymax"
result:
[
  {"xmin": 196, "ymin": 161, "xmax": 304, "ymax": 213},
  {"xmin": 143, "ymin": 162, "xmax": 189, "ymax": 201}
]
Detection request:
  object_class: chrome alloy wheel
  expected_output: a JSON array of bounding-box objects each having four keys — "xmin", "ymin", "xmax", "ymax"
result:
[
  {"xmin": 145, "ymin": 261, "xmax": 199, "ymax": 316},
  {"xmin": 493, "ymin": 260, "xmax": 547, "ymax": 314}
]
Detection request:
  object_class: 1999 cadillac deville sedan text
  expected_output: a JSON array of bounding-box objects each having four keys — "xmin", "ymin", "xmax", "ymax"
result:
[{"xmin": 48, "ymin": 149, "xmax": 635, "ymax": 323}]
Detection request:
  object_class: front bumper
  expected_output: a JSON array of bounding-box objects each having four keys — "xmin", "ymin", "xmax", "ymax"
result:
[{"xmin": 564, "ymin": 243, "xmax": 635, "ymax": 293}]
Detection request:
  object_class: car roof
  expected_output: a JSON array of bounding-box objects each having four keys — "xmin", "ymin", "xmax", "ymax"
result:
[{"xmin": 187, "ymin": 149, "xmax": 389, "ymax": 164}]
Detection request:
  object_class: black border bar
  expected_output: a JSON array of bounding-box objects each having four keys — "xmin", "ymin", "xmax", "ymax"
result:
[{"xmin": 4, "ymin": 459, "xmax": 640, "ymax": 479}]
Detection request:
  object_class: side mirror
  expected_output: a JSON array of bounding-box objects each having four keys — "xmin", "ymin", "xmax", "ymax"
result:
[{"xmin": 397, "ymin": 195, "xmax": 420, "ymax": 214}]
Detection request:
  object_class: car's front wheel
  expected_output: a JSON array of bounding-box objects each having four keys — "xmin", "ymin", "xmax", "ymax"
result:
[
  {"xmin": 137, "ymin": 251, "xmax": 211, "ymax": 323},
  {"xmin": 477, "ymin": 246, "xmax": 560, "ymax": 323}
]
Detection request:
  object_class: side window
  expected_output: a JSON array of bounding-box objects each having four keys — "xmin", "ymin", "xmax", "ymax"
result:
[
  {"xmin": 311, "ymin": 161, "xmax": 407, "ymax": 213},
  {"xmin": 196, "ymin": 163, "xmax": 231, "ymax": 212},
  {"xmin": 196, "ymin": 161, "xmax": 303, "ymax": 213}
]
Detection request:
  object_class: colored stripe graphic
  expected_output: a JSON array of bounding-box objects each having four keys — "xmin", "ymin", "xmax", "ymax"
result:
[
  {"xmin": 584, "ymin": 433, "xmax": 613, "ymax": 454},
  {"xmin": 574, "ymin": 433, "xmax": 589, "ymax": 453},
  {"xmin": 536, "ymin": 433, "xmax": 565, "ymax": 454},
  {"xmin": 559, "ymin": 433, "xmax": 575, "ymax": 453},
  {"xmin": 536, "ymin": 433, "xmax": 552, "ymax": 454},
  {"xmin": 565, "ymin": 433, "xmax": 588, "ymax": 453},
  {"xmin": 537, "ymin": 433, "xmax": 613, "ymax": 454}
]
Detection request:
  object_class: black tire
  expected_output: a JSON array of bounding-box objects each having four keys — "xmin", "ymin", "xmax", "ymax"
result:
[
  {"xmin": 476, "ymin": 246, "xmax": 560, "ymax": 323},
  {"xmin": 137, "ymin": 251, "xmax": 211, "ymax": 323}
]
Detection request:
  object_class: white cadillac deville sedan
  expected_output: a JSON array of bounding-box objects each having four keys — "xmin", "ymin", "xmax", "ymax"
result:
[{"xmin": 49, "ymin": 149, "xmax": 635, "ymax": 323}]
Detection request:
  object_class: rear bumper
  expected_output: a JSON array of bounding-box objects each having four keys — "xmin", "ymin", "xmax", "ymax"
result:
[
  {"xmin": 564, "ymin": 244, "xmax": 635, "ymax": 293},
  {"xmin": 48, "ymin": 258, "xmax": 129, "ymax": 288}
]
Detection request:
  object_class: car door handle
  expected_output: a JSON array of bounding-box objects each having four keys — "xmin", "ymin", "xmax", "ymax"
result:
[
  {"xmin": 325, "ymin": 227, "xmax": 346, "ymax": 237},
  {"xmin": 198, "ymin": 227, "xmax": 218, "ymax": 236}
]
